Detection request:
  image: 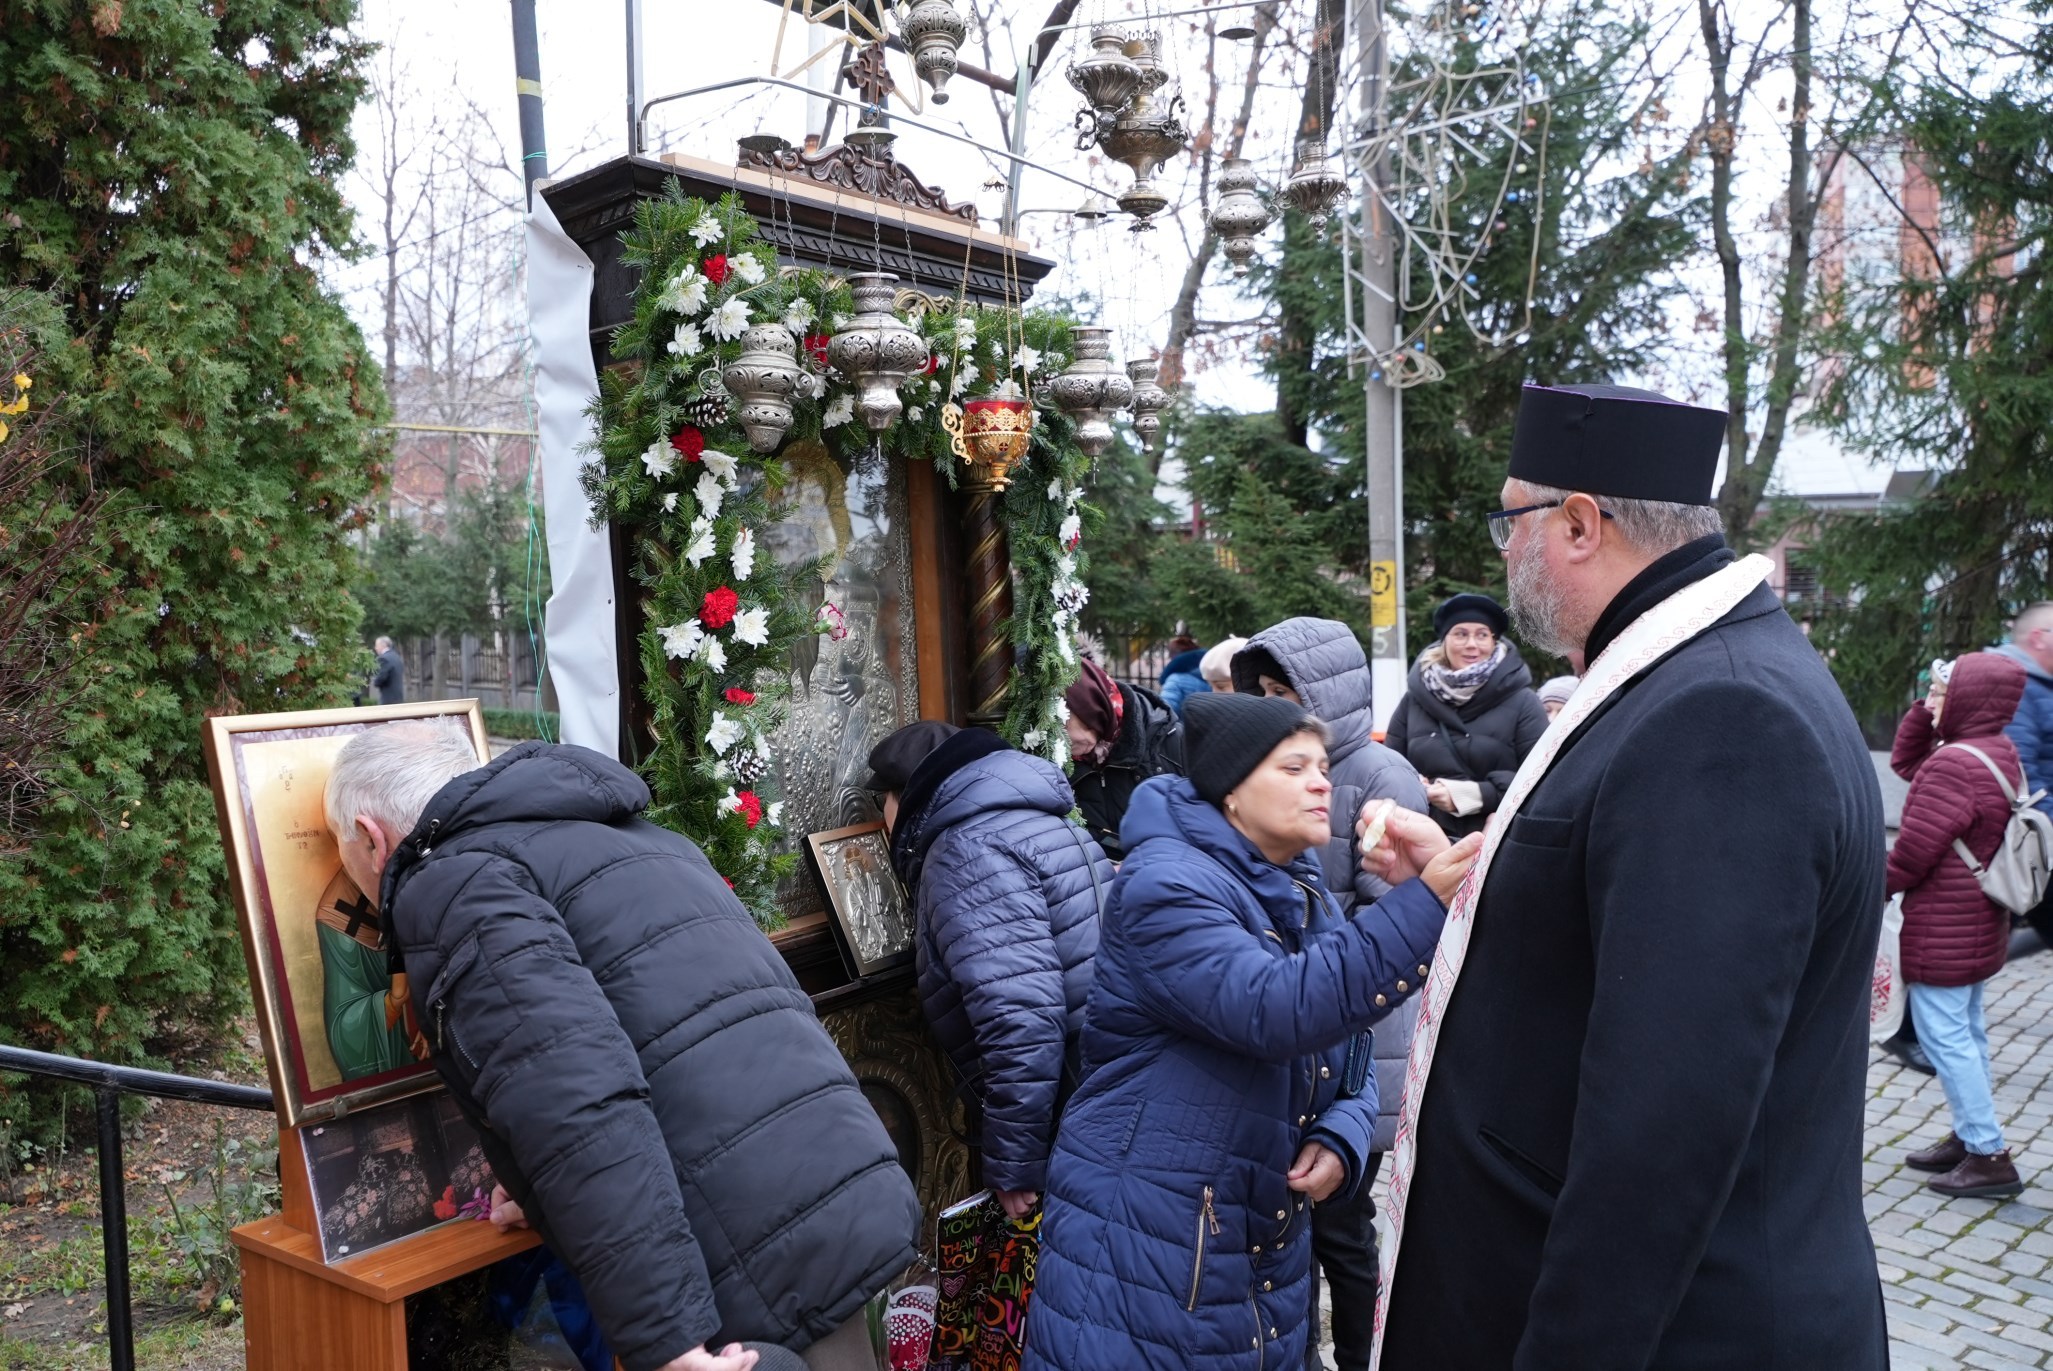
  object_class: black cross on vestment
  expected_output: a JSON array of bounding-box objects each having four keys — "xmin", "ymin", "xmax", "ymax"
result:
[{"xmin": 334, "ymin": 891, "xmax": 380, "ymax": 941}]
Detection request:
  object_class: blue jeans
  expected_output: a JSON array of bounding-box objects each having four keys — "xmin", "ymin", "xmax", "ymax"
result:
[{"xmin": 1909, "ymin": 981, "xmax": 2006, "ymax": 1155}]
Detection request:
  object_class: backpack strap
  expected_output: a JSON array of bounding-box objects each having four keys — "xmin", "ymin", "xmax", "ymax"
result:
[{"xmin": 1948, "ymin": 742, "xmax": 2023, "ymax": 806}]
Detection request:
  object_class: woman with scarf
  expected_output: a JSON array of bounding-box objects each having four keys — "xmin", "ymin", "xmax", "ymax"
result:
[
  {"xmin": 1065, "ymin": 659, "xmax": 1183, "ymax": 861},
  {"xmin": 1384, "ymin": 592, "xmax": 1551, "ymax": 838}
]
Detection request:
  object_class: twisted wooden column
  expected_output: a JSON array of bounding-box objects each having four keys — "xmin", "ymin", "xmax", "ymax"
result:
[{"xmin": 960, "ymin": 473, "xmax": 1014, "ymax": 728}]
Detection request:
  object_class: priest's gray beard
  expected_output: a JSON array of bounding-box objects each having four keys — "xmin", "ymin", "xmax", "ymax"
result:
[{"xmin": 1507, "ymin": 537, "xmax": 1580, "ymax": 658}]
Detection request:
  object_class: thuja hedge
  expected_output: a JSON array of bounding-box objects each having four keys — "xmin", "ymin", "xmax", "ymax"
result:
[{"xmin": 0, "ymin": 0, "xmax": 386, "ymax": 1135}]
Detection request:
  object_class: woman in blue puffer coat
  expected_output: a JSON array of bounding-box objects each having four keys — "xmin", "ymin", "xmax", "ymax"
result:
[{"xmin": 1024, "ymin": 693, "xmax": 1479, "ymax": 1371}]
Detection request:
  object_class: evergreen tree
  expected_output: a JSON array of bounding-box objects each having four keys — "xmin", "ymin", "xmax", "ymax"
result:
[
  {"xmin": 1285, "ymin": 3, "xmax": 1697, "ymax": 655},
  {"xmin": 1805, "ymin": 13, "xmax": 2053, "ymax": 722},
  {"xmin": 0, "ymin": 0, "xmax": 382, "ymax": 1107}
]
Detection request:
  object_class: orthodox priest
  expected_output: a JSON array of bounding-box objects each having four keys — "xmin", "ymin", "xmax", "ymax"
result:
[{"xmin": 1371, "ymin": 384, "xmax": 1887, "ymax": 1370}]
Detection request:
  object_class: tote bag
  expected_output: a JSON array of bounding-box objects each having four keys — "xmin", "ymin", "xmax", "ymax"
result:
[{"xmin": 1870, "ymin": 893, "xmax": 1906, "ymax": 1043}]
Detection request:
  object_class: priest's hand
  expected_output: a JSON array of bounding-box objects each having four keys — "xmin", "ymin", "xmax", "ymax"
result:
[
  {"xmin": 1359, "ymin": 802, "xmax": 1450, "ymax": 884},
  {"xmin": 1286, "ymin": 1142, "xmax": 1346, "ymax": 1204}
]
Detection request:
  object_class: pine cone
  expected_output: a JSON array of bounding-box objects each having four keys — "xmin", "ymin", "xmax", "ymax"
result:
[
  {"xmin": 731, "ymin": 748, "xmax": 771, "ymax": 785},
  {"xmin": 685, "ymin": 389, "xmax": 730, "ymax": 427}
]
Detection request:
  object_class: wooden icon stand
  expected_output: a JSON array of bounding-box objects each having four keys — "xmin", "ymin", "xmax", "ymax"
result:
[{"xmin": 232, "ymin": 1125, "xmax": 539, "ymax": 1371}]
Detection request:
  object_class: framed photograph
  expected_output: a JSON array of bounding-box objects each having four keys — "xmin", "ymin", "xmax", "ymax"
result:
[
  {"xmin": 806, "ymin": 822, "xmax": 916, "ymax": 978},
  {"xmin": 300, "ymin": 1092, "xmax": 498, "ymax": 1263},
  {"xmin": 202, "ymin": 701, "xmax": 491, "ymax": 1127}
]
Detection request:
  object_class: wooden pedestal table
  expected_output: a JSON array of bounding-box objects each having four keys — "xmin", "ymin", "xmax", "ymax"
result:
[{"xmin": 232, "ymin": 1124, "xmax": 540, "ymax": 1371}]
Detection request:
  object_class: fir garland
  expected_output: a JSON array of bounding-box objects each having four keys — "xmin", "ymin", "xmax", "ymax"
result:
[{"xmin": 586, "ymin": 185, "xmax": 1096, "ymax": 927}]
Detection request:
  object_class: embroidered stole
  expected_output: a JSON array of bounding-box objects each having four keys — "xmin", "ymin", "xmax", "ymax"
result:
[{"xmin": 1368, "ymin": 554, "xmax": 1774, "ymax": 1367}]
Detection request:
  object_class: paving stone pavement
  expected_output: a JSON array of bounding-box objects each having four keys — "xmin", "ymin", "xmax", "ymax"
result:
[
  {"xmin": 1869, "ymin": 940, "xmax": 2053, "ymax": 1369},
  {"xmin": 1313, "ymin": 938, "xmax": 2053, "ymax": 1369}
]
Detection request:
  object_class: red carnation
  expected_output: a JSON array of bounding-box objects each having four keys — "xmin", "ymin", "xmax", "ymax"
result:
[
  {"xmin": 736, "ymin": 791, "xmax": 764, "ymax": 829},
  {"xmin": 670, "ymin": 427, "xmax": 705, "ymax": 461},
  {"xmin": 920, "ymin": 353, "xmax": 939, "ymax": 376},
  {"xmin": 700, "ymin": 586, "xmax": 741, "ymax": 630},
  {"xmin": 724, "ymin": 687, "xmax": 757, "ymax": 705},
  {"xmin": 803, "ymin": 333, "xmax": 831, "ymax": 367},
  {"xmin": 723, "ymin": 876, "xmax": 735, "ymax": 890},
  {"xmin": 433, "ymin": 1185, "xmax": 458, "ymax": 1221},
  {"xmin": 703, "ymin": 254, "xmax": 730, "ymax": 285}
]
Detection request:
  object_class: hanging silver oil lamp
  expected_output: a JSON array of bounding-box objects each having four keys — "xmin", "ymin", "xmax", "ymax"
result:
[
  {"xmin": 721, "ymin": 324, "xmax": 803, "ymax": 453},
  {"xmin": 1126, "ymin": 356, "xmax": 1168, "ymax": 443},
  {"xmin": 902, "ymin": 0, "xmax": 967, "ymax": 105},
  {"xmin": 1281, "ymin": 137, "xmax": 1348, "ymax": 224},
  {"xmin": 1208, "ymin": 157, "xmax": 1272, "ymax": 274},
  {"xmin": 1097, "ymin": 33, "xmax": 1187, "ymax": 225},
  {"xmin": 1067, "ymin": 24, "xmax": 1143, "ymax": 147},
  {"xmin": 826, "ymin": 272, "xmax": 928, "ymax": 432},
  {"xmin": 1047, "ymin": 326, "xmax": 1133, "ymax": 458}
]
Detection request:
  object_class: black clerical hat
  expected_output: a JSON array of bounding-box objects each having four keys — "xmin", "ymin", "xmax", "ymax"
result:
[{"xmin": 1508, "ymin": 383, "xmax": 1725, "ymax": 506}]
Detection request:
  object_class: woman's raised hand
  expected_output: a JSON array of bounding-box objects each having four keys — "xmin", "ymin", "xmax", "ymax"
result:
[{"xmin": 1360, "ymin": 800, "xmax": 1482, "ymax": 904}]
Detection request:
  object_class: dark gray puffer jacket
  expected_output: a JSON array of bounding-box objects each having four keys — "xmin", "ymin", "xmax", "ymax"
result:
[
  {"xmin": 1236, "ymin": 616, "xmax": 1432, "ymax": 1153},
  {"xmin": 384, "ymin": 743, "xmax": 919, "ymax": 1371},
  {"xmin": 891, "ymin": 733, "xmax": 1111, "ymax": 1193}
]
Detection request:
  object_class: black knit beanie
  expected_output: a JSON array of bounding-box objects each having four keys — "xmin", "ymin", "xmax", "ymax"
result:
[{"xmin": 1182, "ymin": 692, "xmax": 1315, "ymax": 806}]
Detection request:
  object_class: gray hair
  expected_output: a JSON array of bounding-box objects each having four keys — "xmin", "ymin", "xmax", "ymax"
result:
[
  {"xmin": 2013, "ymin": 602, "xmax": 2053, "ymax": 639},
  {"xmin": 373, "ymin": 636, "xmax": 393, "ymax": 652},
  {"xmin": 1517, "ymin": 481, "xmax": 1724, "ymax": 555},
  {"xmin": 325, "ymin": 720, "xmax": 483, "ymax": 840}
]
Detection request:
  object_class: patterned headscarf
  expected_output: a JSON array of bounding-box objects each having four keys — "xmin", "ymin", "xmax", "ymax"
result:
[{"xmin": 1064, "ymin": 659, "xmax": 1125, "ymax": 766}]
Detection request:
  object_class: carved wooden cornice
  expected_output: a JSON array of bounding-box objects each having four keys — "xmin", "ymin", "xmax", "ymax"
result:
[{"xmin": 738, "ymin": 141, "xmax": 979, "ymax": 224}]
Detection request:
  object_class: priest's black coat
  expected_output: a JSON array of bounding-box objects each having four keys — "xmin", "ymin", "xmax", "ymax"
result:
[{"xmin": 1379, "ymin": 546, "xmax": 1888, "ymax": 1371}]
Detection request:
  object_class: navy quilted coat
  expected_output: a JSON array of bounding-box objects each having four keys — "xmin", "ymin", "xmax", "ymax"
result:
[
  {"xmin": 892, "ymin": 741, "xmax": 1112, "ymax": 1191},
  {"xmin": 1023, "ymin": 777, "xmax": 1446, "ymax": 1371},
  {"xmin": 1995, "ymin": 642, "xmax": 2053, "ymax": 808}
]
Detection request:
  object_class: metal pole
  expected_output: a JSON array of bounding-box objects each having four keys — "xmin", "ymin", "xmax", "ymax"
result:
[
  {"xmin": 1002, "ymin": 48, "xmax": 1035, "ymax": 237},
  {"xmin": 1358, "ymin": 0, "xmax": 1406, "ymax": 728},
  {"xmin": 96, "ymin": 1088, "xmax": 134, "ymax": 1371},
  {"xmin": 511, "ymin": 0, "xmax": 548, "ymax": 207},
  {"xmin": 625, "ymin": 0, "xmax": 646, "ymax": 155}
]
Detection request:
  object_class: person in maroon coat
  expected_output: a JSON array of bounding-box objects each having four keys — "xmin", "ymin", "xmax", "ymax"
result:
[{"xmin": 1888, "ymin": 650, "xmax": 2030, "ymax": 1198}]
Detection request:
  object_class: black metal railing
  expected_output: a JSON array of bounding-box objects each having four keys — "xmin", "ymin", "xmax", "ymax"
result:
[{"xmin": 0, "ymin": 1044, "xmax": 274, "ymax": 1371}]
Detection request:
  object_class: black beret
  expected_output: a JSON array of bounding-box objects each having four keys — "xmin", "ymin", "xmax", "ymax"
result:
[
  {"xmin": 1508, "ymin": 383, "xmax": 1725, "ymax": 506},
  {"xmin": 1433, "ymin": 593, "xmax": 1509, "ymax": 640}
]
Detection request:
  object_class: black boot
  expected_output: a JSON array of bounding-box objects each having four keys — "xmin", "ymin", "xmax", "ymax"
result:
[{"xmin": 1883, "ymin": 1032, "xmax": 1936, "ymax": 1076}]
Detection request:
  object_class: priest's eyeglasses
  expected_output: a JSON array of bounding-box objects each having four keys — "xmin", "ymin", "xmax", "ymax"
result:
[{"xmin": 1486, "ymin": 501, "xmax": 1616, "ymax": 551}]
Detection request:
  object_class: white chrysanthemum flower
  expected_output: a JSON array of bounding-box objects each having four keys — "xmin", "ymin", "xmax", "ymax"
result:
[
  {"xmin": 949, "ymin": 369, "xmax": 970, "ymax": 399},
  {"xmin": 695, "ymin": 470, "xmax": 726, "ymax": 518},
  {"xmin": 732, "ymin": 253, "xmax": 766, "ymax": 286},
  {"xmin": 666, "ymin": 322, "xmax": 703, "ymax": 358},
  {"xmin": 954, "ymin": 315, "xmax": 977, "ymax": 348},
  {"xmin": 709, "ymin": 297, "xmax": 752, "ymax": 341},
  {"xmin": 641, "ymin": 438, "xmax": 676, "ymax": 479},
  {"xmin": 1055, "ymin": 697, "xmax": 1071, "ymax": 722},
  {"xmin": 717, "ymin": 789, "xmax": 743, "ymax": 815},
  {"xmin": 701, "ymin": 636, "xmax": 727, "ymax": 673},
  {"xmin": 662, "ymin": 492, "xmax": 679, "ymax": 514},
  {"xmin": 822, "ymin": 393, "xmax": 856, "ymax": 428},
  {"xmin": 731, "ymin": 606, "xmax": 771, "ymax": 647},
  {"xmin": 1022, "ymin": 728, "xmax": 1045, "ymax": 749},
  {"xmin": 906, "ymin": 405, "xmax": 923, "ymax": 424},
  {"xmin": 659, "ymin": 620, "xmax": 704, "ymax": 660},
  {"xmin": 664, "ymin": 270, "xmax": 708, "ymax": 318},
  {"xmin": 1057, "ymin": 552, "xmax": 1078, "ymax": 581},
  {"xmin": 767, "ymin": 801, "xmax": 784, "ymax": 828},
  {"xmin": 689, "ymin": 217, "xmax": 724, "ymax": 247},
  {"xmin": 1047, "ymin": 477, "xmax": 1065, "ymax": 502},
  {"xmin": 683, "ymin": 517, "xmax": 717, "ymax": 568},
  {"xmin": 1059, "ymin": 511, "xmax": 1082, "ymax": 544},
  {"xmin": 782, "ymin": 298, "xmax": 816, "ymax": 332},
  {"xmin": 701, "ymin": 448, "xmax": 740, "ymax": 487},
  {"xmin": 730, "ymin": 527, "xmax": 756, "ymax": 581}
]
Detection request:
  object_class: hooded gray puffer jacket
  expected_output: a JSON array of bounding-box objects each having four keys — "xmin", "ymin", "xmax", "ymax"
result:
[
  {"xmin": 385, "ymin": 743, "xmax": 919, "ymax": 1370},
  {"xmin": 1236, "ymin": 617, "xmax": 1430, "ymax": 1153},
  {"xmin": 893, "ymin": 742, "xmax": 1112, "ymax": 1192}
]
